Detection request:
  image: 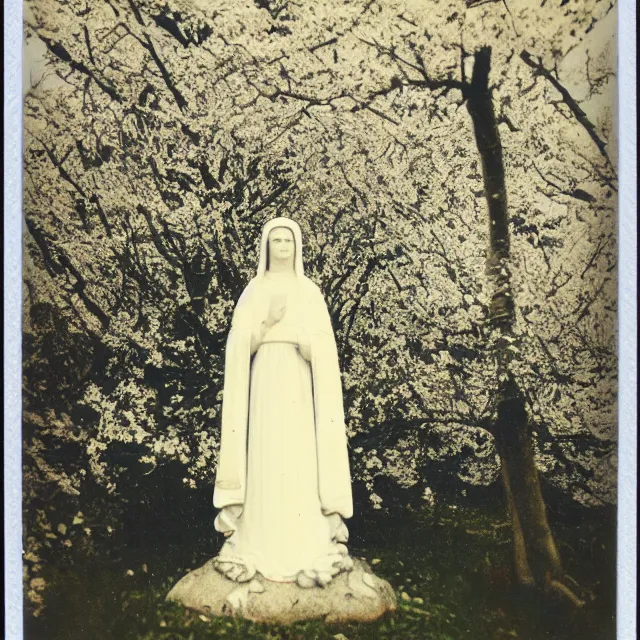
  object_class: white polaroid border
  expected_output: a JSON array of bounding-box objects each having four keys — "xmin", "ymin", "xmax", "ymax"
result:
[
  {"xmin": 616, "ymin": 1, "xmax": 638, "ymax": 637},
  {"xmin": 3, "ymin": 1, "xmax": 636, "ymax": 638},
  {"xmin": 4, "ymin": 0, "xmax": 24, "ymax": 637}
]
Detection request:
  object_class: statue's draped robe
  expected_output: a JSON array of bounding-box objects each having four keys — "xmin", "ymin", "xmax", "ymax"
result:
[{"xmin": 213, "ymin": 220, "xmax": 352, "ymax": 582}]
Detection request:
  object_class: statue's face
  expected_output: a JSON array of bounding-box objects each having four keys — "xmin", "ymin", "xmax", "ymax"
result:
[{"xmin": 268, "ymin": 226, "xmax": 295, "ymax": 263}]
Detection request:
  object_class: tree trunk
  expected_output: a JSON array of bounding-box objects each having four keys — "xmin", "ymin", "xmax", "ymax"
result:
[
  {"xmin": 494, "ymin": 379, "xmax": 563, "ymax": 584},
  {"xmin": 464, "ymin": 46, "xmax": 581, "ymax": 604},
  {"xmin": 501, "ymin": 460, "xmax": 534, "ymax": 586}
]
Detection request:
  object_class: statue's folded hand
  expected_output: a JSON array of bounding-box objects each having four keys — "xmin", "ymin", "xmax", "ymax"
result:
[{"xmin": 266, "ymin": 294, "xmax": 287, "ymax": 327}]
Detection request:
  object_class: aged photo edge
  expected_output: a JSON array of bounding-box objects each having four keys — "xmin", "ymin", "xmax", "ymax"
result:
[{"xmin": 4, "ymin": 0, "xmax": 637, "ymax": 637}]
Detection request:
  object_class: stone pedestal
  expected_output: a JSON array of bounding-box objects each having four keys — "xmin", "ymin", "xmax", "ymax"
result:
[{"xmin": 166, "ymin": 558, "xmax": 397, "ymax": 624}]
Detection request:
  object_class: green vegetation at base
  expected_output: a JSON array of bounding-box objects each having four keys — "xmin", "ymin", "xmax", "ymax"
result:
[{"xmin": 25, "ymin": 501, "xmax": 615, "ymax": 640}]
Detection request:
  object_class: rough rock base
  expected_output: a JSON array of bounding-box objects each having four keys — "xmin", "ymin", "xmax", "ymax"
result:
[{"xmin": 166, "ymin": 558, "xmax": 397, "ymax": 624}]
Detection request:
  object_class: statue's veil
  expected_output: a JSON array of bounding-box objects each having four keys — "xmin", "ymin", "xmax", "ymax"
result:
[
  {"xmin": 214, "ymin": 215, "xmax": 352, "ymax": 521},
  {"xmin": 256, "ymin": 217, "xmax": 305, "ymax": 277}
]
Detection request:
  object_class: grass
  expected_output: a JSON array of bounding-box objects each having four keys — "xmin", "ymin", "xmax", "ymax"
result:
[{"xmin": 25, "ymin": 501, "xmax": 615, "ymax": 640}]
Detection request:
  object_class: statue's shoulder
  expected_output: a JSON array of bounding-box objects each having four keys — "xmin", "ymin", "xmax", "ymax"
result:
[
  {"xmin": 301, "ymin": 276, "xmax": 327, "ymax": 300},
  {"xmin": 301, "ymin": 278, "xmax": 333, "ymax": 319},
  {"xmin": 234, "ymin": 277, "xmax": 260, "ymax": 307},
  {"xmin": 243, "ymin": 276, "xmax": 263, "ymax": 294}
]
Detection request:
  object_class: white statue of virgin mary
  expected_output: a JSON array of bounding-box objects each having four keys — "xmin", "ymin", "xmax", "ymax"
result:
[{"xmin": 212, "ymin": 217, "xmax": 354, "ymax": 588}]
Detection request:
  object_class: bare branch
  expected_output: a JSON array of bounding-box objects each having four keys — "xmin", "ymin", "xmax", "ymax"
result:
[
  {"xmin": 520, "ymin": 51, "xmax": 614, "ymax": 170},
  {"xmin": 309, "ymin": 37, "xmax": 338, "ymax": 53},
  {"xmin": 38, "ymin": 35, "xmax": 123, "ymax": 102}
]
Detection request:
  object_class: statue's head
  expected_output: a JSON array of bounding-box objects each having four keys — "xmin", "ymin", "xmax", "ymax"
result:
[
  {"xmin": 257, "ymin": 217, "xmax": 304, "ymax": 277},
  {"xmin": 267, "ymin": 226, "xmax": 295, "ymax": 269}
]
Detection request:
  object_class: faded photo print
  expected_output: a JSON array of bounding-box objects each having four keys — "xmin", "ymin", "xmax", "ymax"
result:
[{"xmin": 22, "ymin": 1, "xmax": 618, "ymax": 639}]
